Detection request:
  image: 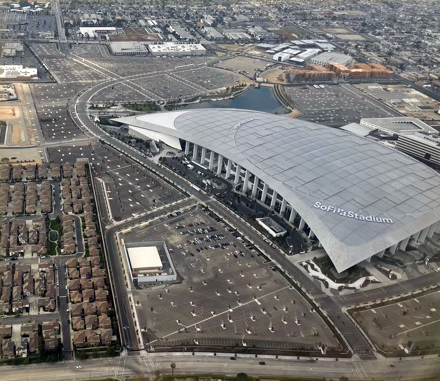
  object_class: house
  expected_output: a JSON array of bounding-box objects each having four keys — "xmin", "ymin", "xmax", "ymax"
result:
[
  {"xmin": 71, "ymin": 303, "xmax": 83, "ymax": 317},
  {"xmin": 45, "ymin": 283, "xmax": 56, "ymax": 299},
  {"xmin": 42, "ymin": 321, "xmax": 59, "ymax": 334},
  {"xmin": 27, "ymin": 331, "xmax": 39, "ymax": 353},
  {"xmin": 68, "ymin": 268, "xmax": 79, "ymax": 280},
  {"xmin": 0, "ymin": 325, "xmax": 12, "ymax": 338},
  {"xmin": 38, "ymin": 298, "xmax": 55, "ymax": 312},
  {"xmin": 82, "ymin": 302, "xmax": 96, "ymax": 316},
  {"xmin": 92, "ymin": 277, "xmax": 105, "ymax": 289},
  {"xmin": 99, "ymin": 328, "xmax": 112, "ymax": 345},
  {"xmin": 80, "ymin": 278, "xmax": 94, "ymax": 290},
  {"xmin": 92, "ymin": 267, "xmax": 105, "ymax": 278},
  {"xmin": 89, "ymin": 256, "xmax": 100, "ymax": 267},
  {"xmin": 2, "ymin": 339, "xmax": 15, "ymax": 359},
  {"xmin": 71, "ymin": 317, "xmax": 85, "ymax": 331},
  {"xmin": 80, "ymin": 266, "xmax": 91, "ymax": 279},
  {"xmin": 78, "ymin": 258, "xmax": 90, "ymax": 268},
  {"xmin": 44, "ymin": 338, "xmax": 58, "ymax": 351},
  {"xmin": 85, "ymin": 314, "xmax": 98, "ymax": 330},
  {"xmin": 69, "ymin": 279, "xmax": 81, "ymax": 291},
  {"xmin": 95, "ymin": 301, "xmax": 109, "ymax": 315},
  {"xmin": 98, "ymin": 314, "xmax": 112, "ymax": 329},
  {"xmin": 69, "ymin": 290, "xmax": 82, "ymax": 304},
  {"xmin": 82, "ymin": 288, "xmax": 95, "ymax": 303},
  {"xmin": 72, "ymin": 330, "xmax": 86, "ymax": 347},
  {"xmin": 95, "ymin": 288, "xmax": 108, "ymax": 302},
  {"xmin": 66, "ymin": 258, "xmax": 78, "ymax": 268},
  {"xmin": 85, "ymin": 330, "xmax": 100, "ymax": 346},
  {"xmin": 21, "ymin": 323, "xmax": 38, "ymax": 337}
]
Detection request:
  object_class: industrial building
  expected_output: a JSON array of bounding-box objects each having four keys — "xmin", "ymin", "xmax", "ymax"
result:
[
  {"xmin": 148, "ymin": 42, "xmax": 206, "ymax": 56},
  {"xmin": 115, "ymin": 109, "xmax": 440, "ymax": 273},
  {"xmin": 124, "ymin": 242, "xmax": 177, "ymax": 283}
]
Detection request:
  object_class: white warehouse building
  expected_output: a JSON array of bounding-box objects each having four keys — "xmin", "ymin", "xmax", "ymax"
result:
[{"xmin": 115, "ymin": 109, "xmax": 440, "ymax": 273}]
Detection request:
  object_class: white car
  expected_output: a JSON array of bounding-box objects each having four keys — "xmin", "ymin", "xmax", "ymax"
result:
[{"xmin": 76, "ymin": 365, "xmax": 83, "ymax": 369}]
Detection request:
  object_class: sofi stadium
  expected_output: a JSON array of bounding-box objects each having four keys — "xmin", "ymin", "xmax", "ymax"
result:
[{"xmin": 114, "ymin": 109, "xmax": 440, "ymax": 273}]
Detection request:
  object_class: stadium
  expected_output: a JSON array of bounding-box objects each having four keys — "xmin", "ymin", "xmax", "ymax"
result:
[{"xmin": 114, "ymin": 109, "xmax": 440, "ymax": 273}]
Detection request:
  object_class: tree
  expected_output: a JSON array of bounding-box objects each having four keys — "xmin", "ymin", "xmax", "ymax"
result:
[
  {"xmin": 236, "ymin": 373, "xmax": 249, "ymax": 381},
  {"xmin": 170, "ymin": 362, "xmax": 176, "ymax": 375}
]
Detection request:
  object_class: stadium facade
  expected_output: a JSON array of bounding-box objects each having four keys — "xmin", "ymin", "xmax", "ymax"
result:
[{"xmin": 114, "ymin": 109, "xmax": 440, "ymax": 273}]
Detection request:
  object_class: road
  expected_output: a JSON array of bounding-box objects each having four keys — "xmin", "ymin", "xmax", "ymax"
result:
[
  {"xmin": 0, "ymin": 352, "xmax": 439, "ymax": 381},
  {"xmin": 54, "ymin": 256, "xmax": 72, "ymax": 356},
  {"xmin": 52, "ymin": 0, "xmax": 66, "ymax": 42}
]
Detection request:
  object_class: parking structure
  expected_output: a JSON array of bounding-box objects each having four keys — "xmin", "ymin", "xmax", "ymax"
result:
[
  {"xmin": 47, "ymin": 144, "xmax": 185, "ymax": 221},
  {"xmin": 285, "ymin": 84, "xmax": 397, "ymax": 127},
  {"xmin": 128, "ymin": 206, "xmax": 340, "ymax": 352},
  {"xmin": 30, "ymin": 83, "xmax": 87, "ymax": 141}
]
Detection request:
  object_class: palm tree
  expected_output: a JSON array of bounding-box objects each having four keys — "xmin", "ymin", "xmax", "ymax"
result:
[{"xmin": 170, "ymin": 362, "xmax": 176, "ymax": 375}]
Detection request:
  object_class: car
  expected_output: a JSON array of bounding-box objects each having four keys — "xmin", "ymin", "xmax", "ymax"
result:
[
  {"xmin": 76, "ymin": 365, "xmax": 83, "ymax": 369},
  {"xmin": 259, "ymin": 361, "xmax": 266, "ymax": 365},
  {"xmin": 230, "ymin": 357, "xmax": 236, "ymax": 360}
]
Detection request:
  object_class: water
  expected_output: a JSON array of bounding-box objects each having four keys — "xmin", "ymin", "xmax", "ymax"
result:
[{"xmin": 178, "ymin": 86, "xmax": 289, "ymax": 114}]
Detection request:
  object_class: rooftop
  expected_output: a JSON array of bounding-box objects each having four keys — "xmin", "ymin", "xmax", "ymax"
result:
[
  {"xmin": 115, "ymin": 109, "xmax": 440, "ymax": 272},
  {"xmin": 127, "ymin": 246, "xmax": 162, "ymax": 270}
]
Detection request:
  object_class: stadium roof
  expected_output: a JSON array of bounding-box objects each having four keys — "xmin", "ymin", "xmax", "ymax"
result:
[{"xmin": 115, "ymin": 109, "xmax": 440, "ymax": 272}]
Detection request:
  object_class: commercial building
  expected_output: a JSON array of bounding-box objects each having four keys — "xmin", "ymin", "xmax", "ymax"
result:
[
  {"xmin": 273, "ymin": 52, "xmax": 290, "ymax": 62},
  {"xmin": 310, "ymin": 52, "xmax": 353, "ymax": 66},
  {"xmin": 0, "ymin": 65, "xmax": 37, "ymax": 81},
  {"xmin": 115, "ymin": 109, "xmax": 440, "ymax": 273},
  {"xmin": 109, "ymin": 41, "xmax": 149, "ymax": 56},
  {"xmin": 124, "ymin": 242, "xmax": 177, "ymax": 283},
  {"xmin": 148, "ymin": 43, "xmax": 206, "ymax": 56},
  {"xmin": 256, "ymin": 217, "xmax": 287, "ymax": 238},
  {"xmin": 360, "ymin": 117, "xmax": 440, "ymax": 166}
]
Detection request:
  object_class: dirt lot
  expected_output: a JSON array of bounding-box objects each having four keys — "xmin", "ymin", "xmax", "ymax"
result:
[
  {"xmin": 260, "ymin": 68, "xmax": 287, "ymax": 83},
  {"xmin": 353, "ymin": 291, "xmax": 440, "ymax": 354},
  {"xmin": 0, "ymin": 106, "xmax": 20, "ymax": 120},
  {"xmin": 10, "ymin": 123, "xmax": 24, "ymax": 143},
  {"xmin": 215, "ymin": 56, "xmax": 271, "ymax": 74}
]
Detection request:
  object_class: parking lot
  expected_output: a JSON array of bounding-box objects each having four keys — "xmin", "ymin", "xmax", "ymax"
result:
[
  {"xmin": 353, "ymin": 291, "xmax": 440, "ymax": 354},
  {"xmin": 30, "ymin": 43, "xmax": 108, "ymax": 83},
  {"xmin": 30, "ymin": 83, "xmax": 86, "ymax": 141},
  {"xmin": 47, "ymin": 143, "xmax": 185, "ymax": 221},
  {"xmin": 128, "ymin": 206, "xmax": 339, "ymax": 351},
  {"xmin": 69, "ymin": 45, "xmax": 211, "ymax": 78},
  {"xmin": 286, "ymin": 84, "xmax": 396, "ymax": 127},
  {"xmin": 176, "ymin": 67, "xmax": 244, "ymax": 90}
]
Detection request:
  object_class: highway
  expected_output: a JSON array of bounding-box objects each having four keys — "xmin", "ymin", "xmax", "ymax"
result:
[{"xmin": 0, "ymin": 352, "xmax": 439, "ymax": 381}]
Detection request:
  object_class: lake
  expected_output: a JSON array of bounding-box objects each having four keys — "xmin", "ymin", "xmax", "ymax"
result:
[{"xmin": 178, "ymin": 86, "xmax": 289, "ymax": 114}]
